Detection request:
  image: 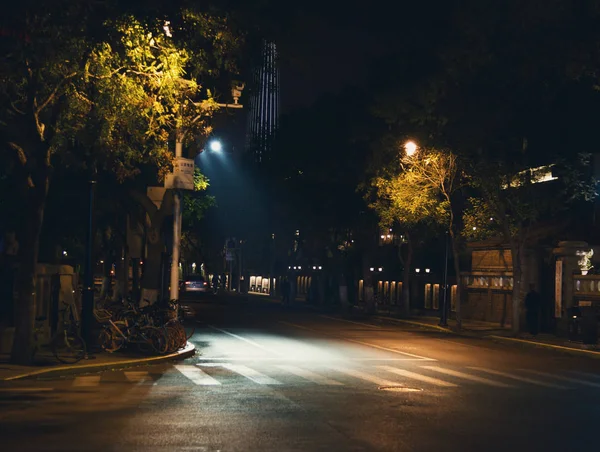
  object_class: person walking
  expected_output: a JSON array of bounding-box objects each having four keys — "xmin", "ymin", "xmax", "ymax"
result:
[
  {"xmin": 524, "ymin": 283, "xmax": 541, "ymax": 336},
  {"xmin": 212, "ymin": 273, "xmax": 220, "ymax": 294}
]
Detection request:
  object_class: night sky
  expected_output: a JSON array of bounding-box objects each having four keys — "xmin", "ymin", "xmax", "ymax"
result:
[{"xmin": 271, "ymin": 0, "xmax": 452, "ymax": 111}]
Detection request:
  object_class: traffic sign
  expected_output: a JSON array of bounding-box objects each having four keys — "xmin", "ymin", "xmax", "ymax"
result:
[{"xmin": 165, "ymin": 157, "xmax": 195, "ymax": 190}]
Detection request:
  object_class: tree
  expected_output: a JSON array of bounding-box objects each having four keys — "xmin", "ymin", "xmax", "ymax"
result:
[
  {"xmin": 181, "ymin": 168, "xmax": 215, "ymax": 262},
  {"xmin": 1, "ymin": 3, "xmax": 240, "ymax": 363},
  {"xmin": 397, "ymin": 148, "xmax": 464, "ymax": 325},
  {"xmin": 366, "ymin": 0, "xmax": 600, "ymax": 332},
  {"xmin": 462, "ymin": 153, "xmax": 596, "ymax": 332},
  {"xmin": 366, "ymin": 145, "xmax": 447, "ymax": 316}
]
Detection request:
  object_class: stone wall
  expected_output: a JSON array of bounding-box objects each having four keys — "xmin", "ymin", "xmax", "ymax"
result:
[{"xmin": 462, "ymin": 289, "xmax": 512, "ymax": 326}]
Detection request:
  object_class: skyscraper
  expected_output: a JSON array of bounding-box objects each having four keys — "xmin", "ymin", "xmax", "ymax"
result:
[{"xmin": 246, "ymin": 41, "xmax": 280, "ymax": 164}]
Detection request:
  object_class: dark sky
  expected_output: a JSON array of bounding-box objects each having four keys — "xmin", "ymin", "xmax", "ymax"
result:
[{"xmin": 269, "ymin": 1, "xmax": 453, "ymax": 112}]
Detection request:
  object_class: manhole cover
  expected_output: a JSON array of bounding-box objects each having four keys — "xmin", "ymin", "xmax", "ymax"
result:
[{"xmin": 378, "ymin": 385, "xmax": 423, "ymax": 393}]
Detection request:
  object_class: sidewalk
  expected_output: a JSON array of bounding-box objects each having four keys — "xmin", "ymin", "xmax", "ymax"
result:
[
  {"xmin": 374, "ymin": 314, "xmax": 600, "ymax": 359},
  {"xmin": 0, "ymin": 342, "xmax": 195, "ymax": 381}
]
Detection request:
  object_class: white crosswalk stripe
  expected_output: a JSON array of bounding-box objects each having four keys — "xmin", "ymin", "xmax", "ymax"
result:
[
  {"xmin": 275, "ymin": 365, "xmax": 344, "ymax": 386},
  {"xmin": 124, "ymin": 371, "xmax": 150, "ymax": 384},
  {"xmin": 328, "ymin": 366, "xmax": 399, "ymax": 387},
  {"xmin": 521, "ymin": 369, "xmax": 600, "ymax": 388},
  {"xmin": 420, "ymin": 366, "xmax": 513, "ymax": 388},
  {"xmin": 379, "ymin": 366, "xmax": 458, "ymax": 387},
  {"xmin": 203, "ymin": 363, "xmax": 282, "ymax": 385},
  {"xmin": 468, "ymin": 367, "xmax": 567, "ymax": 389},
  {"xmin": 73, "ymin": 375, "xmax": 101, "ymax": 387},
  {"xmin": 175, "ymin": 365, "xmax": 221, "ymax": 385},
  {"xmin": 61, "ymin": 364, "xmax": 600, "ymax": 391}
]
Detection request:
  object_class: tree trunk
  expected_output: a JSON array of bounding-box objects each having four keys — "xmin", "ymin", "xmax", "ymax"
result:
[
  {"xmin": 449, "ymin": 229, "xmax": 462, "ymax": 329},
  {"xmin": 131, "ymin": 258, "xmax": 140, "ymax": 302},
  {"xmin": 112, "ymin": 244, "xmax": 124, "ymax": 302},
  {"xmin": 511, "ymin": 242, "xmax": 524, "ymax": 334},
  {"xmin": 11, "ymin": 180, "xmax": 48, "ymax": 364},
  {"xmin": 140, "ymin": 233, "xmax": 163, "ymax": 305},
  {"xmin": 401, "ymin": 236, "xmax": 413, "ymax": 317},
  {"xmin": 100, "ymin": 258, "xmax": 112, "ymax": 299}
]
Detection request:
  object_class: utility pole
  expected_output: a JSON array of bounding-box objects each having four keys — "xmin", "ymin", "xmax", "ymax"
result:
[
  {"xmin": 81, "ymin": 177, "xmax": 96, "ymax": 351},
  {"xmin": 169, "ymin": 83, "xmax": 245, "ymax": 303},
  {"xmin": 169, "ymin": 135, "xmax": 183, "ymax": 303}
]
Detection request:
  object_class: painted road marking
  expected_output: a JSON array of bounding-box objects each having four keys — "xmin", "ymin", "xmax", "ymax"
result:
[
  {"xmin": 0, "ymin": 387, "xmax": 54, "ymax": 392},
  {"xmin": 202, "ymin": 363, "xmax": 282, "ymax": 385},
  {"xmin": 276, "ymin": 365, "xmax": 344, "ymax": 386},
  {"xmin": 421, "ymin": 366, "xmax": 513, "ymax": 388},
  {"xmin": 73, "ymin": 375, "xmax": 101, "ymax": 387},
  {"xmin": 468, "ymin": 367, "xmax": 567, "ymax": 389},
  {"xmin": 318, "ymin": 315, "xmax": 382, "ymax": 329},
  {"xmin": 206, "ymin": 325, "xmax": 286, "ymax": 358},
  {"xmin": 329, "ymin": 366, "xmax": 400, "ymax": 387},
  {"xmin": 174, "ymin": 365, "xmax": 221, "ymax": 386},
  {"xmin": 279, "ymin": 321, "xmax": 436, "ymax": 361},
  {"xmin": 379, "ymin": 366, "xmax": 458, "ymax": 387},
  {"xmin": 568, "ymin": 370, "xmax": 600, "ymax": 381},
  {"xmin": 521, "ymin": 370, "xmax": 600, "ymax": 388},
  {"xmin": 195, "ymin": 357, "xmax": 427, "ymax": 362},
  {"xmin": 124, "ymin": 371, "xmax": 149, "ymax": 384}
]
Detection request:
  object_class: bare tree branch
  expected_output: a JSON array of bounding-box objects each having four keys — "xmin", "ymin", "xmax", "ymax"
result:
[{"xmin": 35, "ymin": 72, "xmax": 78, "ymax": 115}]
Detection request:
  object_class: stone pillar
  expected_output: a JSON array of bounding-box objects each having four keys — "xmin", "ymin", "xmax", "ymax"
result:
[{"xmin": 553, "ymin": 241, "xmax": 589, "ymax": 335}]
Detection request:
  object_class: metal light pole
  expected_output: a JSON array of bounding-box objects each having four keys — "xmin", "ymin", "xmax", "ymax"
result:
[
  {"xmin": 169, "ymin": 138, "xmax": 183, "ymax": 303},
  {"xmin": 168, "ymin": 84, "xmax": 244, "ymax": 302},
  {"xmin": 81, "ymin": 177, "xmax": 96, "ymax": 350},
  {"xmin": 440, "ymin": 232, "xmax": 449, "ymax": 327}
]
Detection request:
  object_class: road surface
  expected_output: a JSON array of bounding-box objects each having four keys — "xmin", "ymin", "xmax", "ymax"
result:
[{"xmin": 1, "ymin": 294, "xmax": 600, "ymax": 451}]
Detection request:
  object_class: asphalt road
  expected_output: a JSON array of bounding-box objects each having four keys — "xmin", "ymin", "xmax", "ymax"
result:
[{"xmin": 2, "ymin": 293, "xmax": 600, "ymax": 452}]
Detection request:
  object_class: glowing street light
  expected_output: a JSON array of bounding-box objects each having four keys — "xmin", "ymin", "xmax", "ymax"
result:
[
  {"xmin": 209, "ymin": 139, "xmax": 222, "ymax": 152},
  {"xmin": 404, "ymin": 140, "xmax": 418, "ymax": 157}
]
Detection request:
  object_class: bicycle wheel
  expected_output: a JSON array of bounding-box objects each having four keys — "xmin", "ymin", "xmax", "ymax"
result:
[
  {"xmin": 136, "ymin": 327, "xmax": 166, "ymax": 355},
  {"xmin": 51, "ymin": 329, "xmax": 87, "ymax": 364},
  {"xmin": 98, "ymin": 327, "xmax": 125, "ymax": 353}
]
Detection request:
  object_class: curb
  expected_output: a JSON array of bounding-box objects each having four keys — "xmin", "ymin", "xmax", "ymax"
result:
[
  {"xmin": 487, "ymin": 335, "xmax": 600, "ymax": 359},
  {"xmin": 1, "ymin": 342, "xmax": 196, "ymax": 381},
  {"xmin": 372, "ymin": 316, "xmax": 454, "ymax": 334},
  {"xmin": 373, "ymin": 315, "xmax": 600, "ymax": 359}
]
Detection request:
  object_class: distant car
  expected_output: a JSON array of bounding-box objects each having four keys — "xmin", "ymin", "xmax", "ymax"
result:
[{"xmin": 181, "ymin": 275, "xmax": 210, "ymax": 293}]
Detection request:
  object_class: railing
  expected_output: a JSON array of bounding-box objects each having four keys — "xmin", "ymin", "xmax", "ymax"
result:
[
  {"xmin": 462, "ymin": 272, "xmax": 513, "ymax": 291},
  {"xmin": 574, "ymin": 274, "xmax": 600, "ymax": 297}
]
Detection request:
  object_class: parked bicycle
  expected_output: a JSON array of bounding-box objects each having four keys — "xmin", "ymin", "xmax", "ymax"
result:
[
  {"xmin": 95, "ymin": 299, "xmax": 188, "ymax": 354},
  {"xmin": 32, "ymin": 298, "xmax": 87, "ymax": 364}
]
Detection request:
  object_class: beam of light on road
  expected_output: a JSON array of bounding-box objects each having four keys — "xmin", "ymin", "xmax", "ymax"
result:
[{"xmin": 201, "ymin": 325, "xmax": 348, "ymax": 363}]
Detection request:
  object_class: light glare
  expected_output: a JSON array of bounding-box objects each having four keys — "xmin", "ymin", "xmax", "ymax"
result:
[
  {"xmin": 209, "ymin": 140, "xmax": 222, "ymax": 152},
  {"xmin": 404, "ymin": 141, "xmax": 418, "ymax": 157}
]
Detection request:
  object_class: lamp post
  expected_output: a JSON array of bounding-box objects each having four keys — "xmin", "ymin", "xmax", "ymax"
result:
[
  {"xmin": 404, "ymin": 140, "xmax": 418, "ymax": 157},
  {"xmin": 81, "ymin": 175, "xmax": 96, "ymax": 351},
  {"xmin": 168, "ymin": 84, "xmax": 244, "ymax": 304}
]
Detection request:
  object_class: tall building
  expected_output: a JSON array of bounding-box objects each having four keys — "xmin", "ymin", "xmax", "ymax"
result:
[{"xmin": 246, "ymin": 41, "xmax": 280, "ymax": 164}]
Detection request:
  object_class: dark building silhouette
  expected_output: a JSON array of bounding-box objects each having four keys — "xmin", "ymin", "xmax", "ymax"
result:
[{"xmin": 246, "ymin": 41, "xmax": 280, "ymax": 164}]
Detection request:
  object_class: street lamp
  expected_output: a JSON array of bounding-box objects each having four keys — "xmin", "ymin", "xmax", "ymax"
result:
[
  {"xmin": 404, "ymin": 140, "xmax": 418, "ymax": 157},
  {"xmin": 209, "ymin": 139, "xmax": 222, "ymax": 152}
]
